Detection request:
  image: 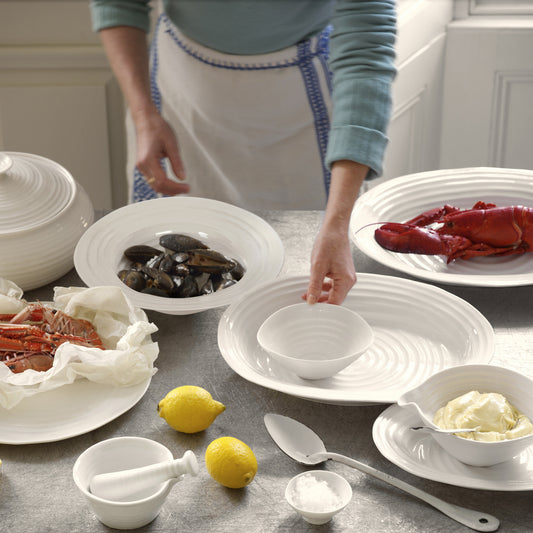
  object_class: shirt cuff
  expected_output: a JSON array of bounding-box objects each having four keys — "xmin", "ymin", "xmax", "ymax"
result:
[{"xmin": 90, "ymin": 1, "xmax": 151, "ymax": 33}]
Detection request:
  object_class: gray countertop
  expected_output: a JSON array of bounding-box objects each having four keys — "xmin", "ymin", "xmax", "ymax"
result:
[{"xmin": 1, "ymin": 210, "xmax": 532, "ymax": 533}]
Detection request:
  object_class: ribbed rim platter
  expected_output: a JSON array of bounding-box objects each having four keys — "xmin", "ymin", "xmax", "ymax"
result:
[
  {"xmin": 350, "ymin": 167, "xmax": 533, "ymax": 286},
  {"xmin": 217, "ymin": 274, "xmax": 494, "ymax": 405},
  {"xmin": 0, "ymin": 378, "xmax": 150, "ymax": 445},
  {"xmin": 373, "ymin": 404, "xmax": 533, "ymax": 491},
  {"xmin": 74, "ymin": 197, "xmax": 284, "ymax": 314}
]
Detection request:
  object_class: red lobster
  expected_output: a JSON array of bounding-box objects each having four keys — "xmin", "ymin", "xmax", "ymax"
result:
[
  {"xmin": 0, "ymin": 303, "xmax": 104, "ymax": 373},
  {"xmin": 374, "ymin": 202, "xmax": 533, "ymax": 263}
]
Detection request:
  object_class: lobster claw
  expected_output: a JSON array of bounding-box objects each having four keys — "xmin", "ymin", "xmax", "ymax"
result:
[{"xmin": 374, "ymin": 223, "xmax": 472, "ymax": 262}]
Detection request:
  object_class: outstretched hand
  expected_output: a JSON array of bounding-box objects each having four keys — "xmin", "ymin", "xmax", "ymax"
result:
[
  {"xmin": 303, "ymin": 159, "xmax": 367, "ymax": 305},
  {"xmin": 305, "ymin": 224, "xmax": 357, "ymax": 305}
]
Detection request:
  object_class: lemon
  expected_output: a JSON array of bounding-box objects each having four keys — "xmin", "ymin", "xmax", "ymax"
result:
[
  {"xmin": 205, "ymin": 436, "xmax": 258, "ymax": 489},
  {"xmin": 157, "ymin": 385, "xmax": 225, "ymax": 433}
]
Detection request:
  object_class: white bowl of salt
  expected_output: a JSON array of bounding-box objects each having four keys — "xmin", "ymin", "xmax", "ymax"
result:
[{"xmin": 285, "ymin": 470, "xmax": 352, "ymax": 525}]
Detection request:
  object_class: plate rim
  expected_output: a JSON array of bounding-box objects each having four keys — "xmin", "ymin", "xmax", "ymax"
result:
[{"xmin": 0, "ymin": 376, "xmax": 151, "ymax": 445}]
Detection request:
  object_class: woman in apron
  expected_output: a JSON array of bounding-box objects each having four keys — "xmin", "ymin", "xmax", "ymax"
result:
[{"xmin": 90, "ymin": 0, "xmax": 397, "ymax": 304}]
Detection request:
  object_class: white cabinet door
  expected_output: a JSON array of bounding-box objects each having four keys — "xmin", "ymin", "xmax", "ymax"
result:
[{"xmin": 440, "ymin": 17, "xmax": 533, "ymax": 170}]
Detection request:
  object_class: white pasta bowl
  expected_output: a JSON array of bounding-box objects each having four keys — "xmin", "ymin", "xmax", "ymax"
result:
[
  {"xmin": 0, "ymin": 152, "xmax": 94, "ymax": 290},
  {"xmin": 74, "ymin": 196, "xmax": 284, "ymax": 315},
  {"xmin": 397, "ymin": 364, "xmax": 533, "ymax": 466},
  {"xmin": 257, "ymin": 302, "xmax": 374, "ymax": 380}
]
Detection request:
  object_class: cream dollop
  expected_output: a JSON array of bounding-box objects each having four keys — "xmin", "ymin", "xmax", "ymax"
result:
[{"xmin": 433, "ymin": 391, "xmax": 533, "ymax": 441}]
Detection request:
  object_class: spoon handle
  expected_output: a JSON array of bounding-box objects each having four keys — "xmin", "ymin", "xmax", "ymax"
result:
[
  {"xmin": 325, "ymin": 452, "xmax": 499, "ymax": 532},
  {"xmin": 410, "ymin": 426, "xmax": 477, "ymax": 434}
]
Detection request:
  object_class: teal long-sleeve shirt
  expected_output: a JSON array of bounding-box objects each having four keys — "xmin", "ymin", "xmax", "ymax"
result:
[{"xmin": 90, "ymin": 0, "xmax": 396, "ymax": 177}]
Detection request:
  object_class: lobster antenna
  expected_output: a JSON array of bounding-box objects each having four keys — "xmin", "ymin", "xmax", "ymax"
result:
[{"xmin": 351, "ymin": 221, "xmax": 388, "ymax": 236}]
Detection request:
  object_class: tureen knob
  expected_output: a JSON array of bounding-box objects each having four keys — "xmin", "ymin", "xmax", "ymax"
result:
[{"xmin": 0, "ymin": 153, "xmax": 13, "ymax": 175}]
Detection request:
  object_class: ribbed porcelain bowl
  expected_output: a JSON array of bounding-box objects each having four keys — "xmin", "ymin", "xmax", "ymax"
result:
[
  {"xmin": 397, "ymin": 365, "xmax": 533, "ymax": 466},
  {"xmin": 0, "ymin": 152, "xmax": 94, "ymax": 290},
  {"xmin": 257, "ymin": 302, "xmax": 374, "ymax": 380}
]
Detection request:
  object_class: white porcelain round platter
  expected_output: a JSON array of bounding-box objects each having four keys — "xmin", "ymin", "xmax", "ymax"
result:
[
  {"xmin": 373, "ymin": 404, "xmax": 533, "ymax": 491},
  {"xmin": 217, "ymin": 274, "xmax": 494, "ymax": 405},
  {"xmin": 0, "ymin": 377, "xmax": 150, "ymax": 445},
  {"xmin": 74, "ymin": 197, "xmax": 284, "ymax": 314},
  {"xmin": 350, "ymin": 167, "xmax": 533, "ymax": 287}
]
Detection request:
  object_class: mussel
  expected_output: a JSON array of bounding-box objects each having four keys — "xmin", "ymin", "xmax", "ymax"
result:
[
  {"xmin": 118, "ymin": 233, "xmax": 245, "ymax": 299},
  {"xmin": 118, "ymin": 269, "xmax": 146, "ymax": 292},
  {"xmin": 159, "ymin": 234, "xmax": 208, "ymax": 253},
  {"xmin": 124, "ymin": 245, "xmax": 161, "ymax": 263}
]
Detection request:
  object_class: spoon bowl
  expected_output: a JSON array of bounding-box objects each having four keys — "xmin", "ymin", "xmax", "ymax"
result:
[{"xmin": 264, "ymin": 414, "xmax": 499, "ymax": 532}]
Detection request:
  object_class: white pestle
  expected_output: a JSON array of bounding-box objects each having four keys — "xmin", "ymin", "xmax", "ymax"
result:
[{"xmin": 89, "ymin": 450, "xmax": 199, "ymax": 501}]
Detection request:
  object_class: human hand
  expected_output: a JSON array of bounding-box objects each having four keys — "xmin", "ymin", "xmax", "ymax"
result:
[
  {"xmin": 305, "ymin": 224, "xmax": 357, "ymax": 305},
  {"xmin": 135, "ymin": 112, "xmax": 190, "ymax": 196}
]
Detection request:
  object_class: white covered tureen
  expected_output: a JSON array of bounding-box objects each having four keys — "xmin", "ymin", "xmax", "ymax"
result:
[{"xmin": 0, "ymin": 151, "xmax": 94, "ymax": 290}]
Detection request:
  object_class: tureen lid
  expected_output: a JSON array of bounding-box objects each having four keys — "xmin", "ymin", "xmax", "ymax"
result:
[{"xmin": 0, "ymin": 151, "xmax": 76, "ymax": 234}]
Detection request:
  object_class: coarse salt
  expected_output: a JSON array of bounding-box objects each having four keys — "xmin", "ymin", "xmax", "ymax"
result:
[{"xmin": 291, "ymin": 474, "xmax": 342, "ymax": 512}]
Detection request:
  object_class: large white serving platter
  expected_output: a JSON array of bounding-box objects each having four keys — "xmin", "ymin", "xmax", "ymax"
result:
[
  {"xmin": 74, "ymin": 197, "xmax": 284, "ymax": 314},
  {"xmin": 350, "ymin": 167, "xmax": 533, "ymax": 287},
  {"xmin": 0, "ymin": 378, "xmax": 150, "ymax": 445},
  {"xmin": 373, "ymin": 404, "xmax": 533, "ymax": 491},
  {"xmin": 217, "ymin": 274, "xmax": 494, "ymax": 405}
]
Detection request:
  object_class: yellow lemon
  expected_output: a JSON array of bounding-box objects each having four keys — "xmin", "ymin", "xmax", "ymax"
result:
[
  {"xmin": 157, "ymin": 385, "xmax": 225, "ymax": 433},
  {"xmin": 205, "ymin": 436, "xmax": 258, "ymax": 489}
]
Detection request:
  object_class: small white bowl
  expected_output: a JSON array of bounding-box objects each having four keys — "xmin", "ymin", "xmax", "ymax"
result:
[
  {"xmin": 397, "ymin": 364, "xmax": 533, "ymax": 466},
  {"xmin": 257, "ymin": 302, "xmax": 374, "ymax": 380},
  {"xmin": 73, "ymin": 437, "xmax": 178, "ymax": 529},
  {"xmin": 285, "ymin": 470, "xmax": 352, "ymax": 525}
]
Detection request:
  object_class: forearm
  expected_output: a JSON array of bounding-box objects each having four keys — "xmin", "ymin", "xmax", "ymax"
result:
[
  {"xmin": 322, "ymin": 160, "xmax": 367, "ymax": 232},
  {"xmin": 99, "ymin": 26, "xmax": 157, "ymax": 123}
]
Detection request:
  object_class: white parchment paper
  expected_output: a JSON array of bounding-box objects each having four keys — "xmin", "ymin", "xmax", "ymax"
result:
[{"xmin": 0, "ymin": 278, "xmax": 159, "ymax": 409}]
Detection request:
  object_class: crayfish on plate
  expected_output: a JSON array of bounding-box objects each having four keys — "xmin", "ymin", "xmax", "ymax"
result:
[
  {"xmin": 374, "ymin": 202, "xmax": 533, "ymax": 263},
  {"xmin": 0, "ymin": 303, "xmax": 104, "ymax": 373}
]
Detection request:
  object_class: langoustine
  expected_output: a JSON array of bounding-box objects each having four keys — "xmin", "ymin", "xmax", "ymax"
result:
[{"xmin": 0, "ymin": 303, "xmax": 104, "ymax": 373}]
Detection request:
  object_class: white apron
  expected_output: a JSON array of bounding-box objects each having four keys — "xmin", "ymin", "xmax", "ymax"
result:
[{"xmin": 128, "ymin": 14, "xmax": 333, "ymax": 210}]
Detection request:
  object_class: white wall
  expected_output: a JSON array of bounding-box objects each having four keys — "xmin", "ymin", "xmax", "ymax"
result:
[{"xmin": 0, "ymin": 0, "xmax": 127, "ymax": 209}]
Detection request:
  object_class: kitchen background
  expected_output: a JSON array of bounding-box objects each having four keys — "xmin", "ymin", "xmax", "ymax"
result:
[{"xmin": 0, "ymin": 0, "xmax": 532, "ymax": 211}]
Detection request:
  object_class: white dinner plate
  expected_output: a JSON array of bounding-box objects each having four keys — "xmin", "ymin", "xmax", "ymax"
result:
[
  {"xmin": 0, "ymin": 378, "xmax": 150, "ymax": 445},
  {"xmin": 373, "ymin": 404, "xmax": 533, "ymax": 491},
  {"xmin": 74, "ymin": 197, "xmax": 284, "ymax": 314},
  {"xmin": 350, "ymin": 167, "xmax": 533, "ymax": 286},
  {"xmin": 217, "ymin": 274, "xmax": 494, "ymax": 405}
]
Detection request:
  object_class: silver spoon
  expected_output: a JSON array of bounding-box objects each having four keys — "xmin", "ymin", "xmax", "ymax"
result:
[
  {"xmin": 264, "ymin": 413, "xmax": 499, "ymax": 532},
  {"xmin": 410, "ymin": 426, "xmax": 478, "ymax": 434}
]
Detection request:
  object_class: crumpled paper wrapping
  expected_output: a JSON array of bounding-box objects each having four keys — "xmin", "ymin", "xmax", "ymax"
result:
[{"xmin": 0, "ymin": 278, "xmax": 159, "ymax": 409}]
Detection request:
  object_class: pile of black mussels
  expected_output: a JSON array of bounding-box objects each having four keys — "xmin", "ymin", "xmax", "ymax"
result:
[{"xmin": 118, "ymin": 233, "xmax": 244, "ymax": 298}]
